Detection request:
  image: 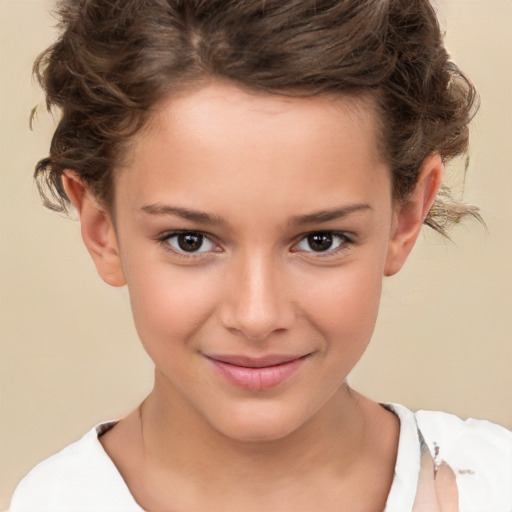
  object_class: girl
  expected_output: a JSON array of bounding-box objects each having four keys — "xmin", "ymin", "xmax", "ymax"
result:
[{"xmin": 9, "ymin": 0, "xmax": 512, "ymax": 510}]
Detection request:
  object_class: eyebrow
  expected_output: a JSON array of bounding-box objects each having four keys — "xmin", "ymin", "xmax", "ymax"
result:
[
  {"xmin": 140, "ymin": 202, "xmax": 371, "ymax": 226},
  {"xmin": 290, "ymin": 203, "xmax": 372, "ymax": 225},
  {"xmin": 141, "ymin": 204, "xmax": 227, "ymax": 225}
]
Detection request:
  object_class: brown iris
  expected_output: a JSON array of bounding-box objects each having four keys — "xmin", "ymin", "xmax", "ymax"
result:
[
  {"xmin": 177, "ymin": 232, "xmax": 204, "ymax": 252},
  {"xmin": 307, "ymin": 233, "xmax": 334, "ymax": 252}
]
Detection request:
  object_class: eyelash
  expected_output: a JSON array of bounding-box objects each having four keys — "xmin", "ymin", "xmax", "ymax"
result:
[
  {"xmin": 158, "ymin": 231, "xmax": 221, "ymax": 259},
  {"xmin": 157, "ymin": 230, "xmax": 354, "ymax": 259},
  {"xmin": 291, "ymin": 232, "xmax": 354, "ymax": 258}
]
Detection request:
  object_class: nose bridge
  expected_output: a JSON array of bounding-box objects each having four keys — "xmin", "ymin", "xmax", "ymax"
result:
[{"xmin": 221, "ymin": 249, "xmax": 293, "ymax": 341}]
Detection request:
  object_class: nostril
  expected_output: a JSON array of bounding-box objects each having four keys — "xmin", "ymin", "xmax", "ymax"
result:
[{"xmin": 219, "ymin": 299, "xmax": 294, "ymax": 341}]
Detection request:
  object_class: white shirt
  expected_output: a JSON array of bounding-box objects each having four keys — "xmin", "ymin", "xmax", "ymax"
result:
[{"xmin": 9, "ymin": 404, "xmax": 512, "ymax": 512}]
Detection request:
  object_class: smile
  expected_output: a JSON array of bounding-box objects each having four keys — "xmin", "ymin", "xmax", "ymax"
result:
[{"xmin": 205, "ymin": 354, "xmax": 310, "ymax": 391}]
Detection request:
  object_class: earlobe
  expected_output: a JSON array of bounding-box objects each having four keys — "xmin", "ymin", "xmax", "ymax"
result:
[
  {"xmin": 384, "ymin": 154, "xmax": 444, "ymax": 276},
  {"xmin": 62, "ymin": 172, "xmax": 126, "ymax": 287}
]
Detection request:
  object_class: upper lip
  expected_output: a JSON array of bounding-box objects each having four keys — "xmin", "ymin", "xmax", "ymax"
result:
[{"xmin": 204, "ymin": 354, "xmax": 310, "ymax": 368}]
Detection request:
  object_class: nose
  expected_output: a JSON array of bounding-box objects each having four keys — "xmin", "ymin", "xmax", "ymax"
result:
[{"xmin": 219, "ymin": 252, "xmax": 295, "ymax": 341}]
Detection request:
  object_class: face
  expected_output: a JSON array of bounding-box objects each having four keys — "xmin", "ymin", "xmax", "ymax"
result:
[{"xmin": 81, "ymin": 82, "xmax": 431, "ymax": 442}]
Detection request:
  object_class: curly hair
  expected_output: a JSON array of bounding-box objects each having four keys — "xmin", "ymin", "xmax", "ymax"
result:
[{"xmin": 33, "ymin": 0, "xmax": 480, "ymax": 234}]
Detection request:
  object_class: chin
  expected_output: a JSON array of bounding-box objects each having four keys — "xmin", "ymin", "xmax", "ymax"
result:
[{"xmin": 206, "ymin": 402, "xmax": 310, "ymax": 443}]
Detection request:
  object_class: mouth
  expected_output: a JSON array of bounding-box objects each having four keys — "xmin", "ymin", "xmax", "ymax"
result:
[{"xmin": 204, "ymin": 353, "xmax": 311, "ymax": 391}]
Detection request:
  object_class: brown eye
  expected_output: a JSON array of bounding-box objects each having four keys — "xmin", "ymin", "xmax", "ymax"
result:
[
  {"xmin": 164, "ymin": 231, "xmax": 217, "ymax": 254},
  {"xmin": 178, "ymin": 232, "xmax": 204, "ymax": 252},
  {"xmin": 306, "ymin": 233, "xmax": 334, "ymax": 252},
  {"xmin": 294, "ymin": 232, "xmax": 351, "ymax": 255}
]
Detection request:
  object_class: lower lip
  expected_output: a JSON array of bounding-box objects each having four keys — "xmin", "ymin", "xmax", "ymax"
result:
[{"xmin": 207, "ymin": 356, "xmax": 308, "ymax": 391}]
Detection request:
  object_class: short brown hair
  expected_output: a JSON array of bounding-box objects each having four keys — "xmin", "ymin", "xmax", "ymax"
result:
[{"xmin": 33, "ymin": 0, "xmax": 479, "ymax": 234}]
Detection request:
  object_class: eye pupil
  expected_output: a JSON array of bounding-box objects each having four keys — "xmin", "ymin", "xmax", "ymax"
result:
[
  {"xmin": 178, "ymin": 232, "xmax": 203, "ymax": 252},
  {"xmin": 307, "ymin": 233, "xmax": 333, "ymax": 252}
]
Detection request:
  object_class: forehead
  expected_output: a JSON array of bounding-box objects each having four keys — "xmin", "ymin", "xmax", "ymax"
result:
[
  {"xmin": 116, "ymin": 82, "xmax": 391, "ymax": 221},
  {"xmin": 140, "ymin": 83, "xmax": 383, "ymax": 162}
]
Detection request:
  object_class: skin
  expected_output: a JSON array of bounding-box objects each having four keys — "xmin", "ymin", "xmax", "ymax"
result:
[{"xmin": 63, "ymin": 82, "xmax": 443, "ymax": 511}]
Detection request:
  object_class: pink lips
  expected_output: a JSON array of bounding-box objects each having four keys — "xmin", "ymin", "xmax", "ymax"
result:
[{"xmin": 205, "ymin": 354, "xmax": 309, "ymax": 391}]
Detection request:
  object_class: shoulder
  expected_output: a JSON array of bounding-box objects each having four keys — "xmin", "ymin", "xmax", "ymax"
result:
[
  {"xmin": 9, "ymin": 422, "xmax": 143, "ymax": 512},
  {"xmin": 408, "ymin": 406, "xmax": 512, "ymax": 511},
  {"xmin": 415, "ymin": 409, "xmax": 511, "ymax": 471}
]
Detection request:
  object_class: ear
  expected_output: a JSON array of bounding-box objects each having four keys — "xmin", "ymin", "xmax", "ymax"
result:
[
  {"xmin": 384, "ymin": 154, "xmax": 444, "ymax": 276},
  {"xmin": 62, "ymin": 172, "xmax": 126, "ymax": 287}
]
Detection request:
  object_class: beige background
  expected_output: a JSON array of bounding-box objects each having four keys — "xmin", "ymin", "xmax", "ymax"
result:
[{"xmin": 1, "ymin": 0, "xmax": 511, "ymax": 508}]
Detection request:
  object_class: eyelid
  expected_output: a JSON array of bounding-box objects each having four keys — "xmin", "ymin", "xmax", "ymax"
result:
[
  {"xmin": 291, "ymin": 231, "xmax": 354, "ymax": 256},
  {"xmin": 156, "ymin": 229, "xmax": 354, "ymax": 259},
  {"xmin": 158, "ymin": 230, "xmax": 222, "ymax": 257}
]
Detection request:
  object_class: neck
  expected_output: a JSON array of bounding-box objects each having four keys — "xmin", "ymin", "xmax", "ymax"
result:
[
  {"xmin": 103, "ymin": 373, "xmax": 399, "ymax": 511},
  {"xmin": 141, "ymin": 374, "xmax": 368, "ymax": 485}
]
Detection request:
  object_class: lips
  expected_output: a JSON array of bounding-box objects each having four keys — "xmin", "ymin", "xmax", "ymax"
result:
[{"xmin": 205, "ymin": 353, "xmax": 309, "ymax": 391}]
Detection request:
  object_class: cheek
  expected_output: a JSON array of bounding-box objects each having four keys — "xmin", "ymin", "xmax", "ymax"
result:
[
  {"xmin": 295, "ymin": 259, "xmax": 384, "ymax": 347},
  {"xmin": 308, "ymin": 269, "xmax": 382, "ymax": 337},
  {"xmin": 124, "ymin": 261, "xmax": 222, "ymax": 355}
]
